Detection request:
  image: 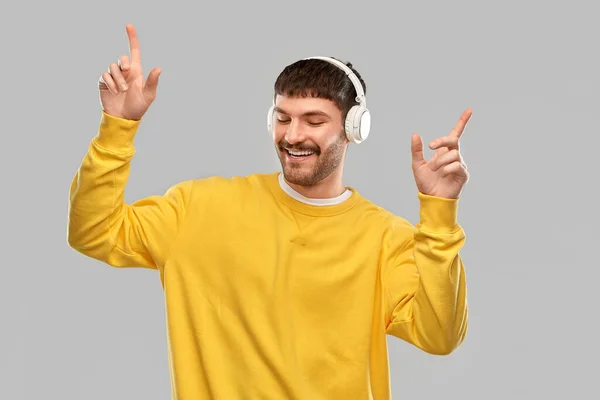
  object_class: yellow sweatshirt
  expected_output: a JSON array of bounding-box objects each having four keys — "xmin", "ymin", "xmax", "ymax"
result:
[{"xmin": 68, "ymin": 111, "xmax": 468, "ymax": 400}]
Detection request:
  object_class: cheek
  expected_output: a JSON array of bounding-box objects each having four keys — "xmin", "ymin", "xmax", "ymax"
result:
[
  {"xmin": 273, "ymin": 131, "xmax": 286, "ymax": 145},
  {"xmin": 321, "ymin": 130, "xmax": 346, "ymax": 147}
]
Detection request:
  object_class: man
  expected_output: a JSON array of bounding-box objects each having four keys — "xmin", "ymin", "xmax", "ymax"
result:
[{"xmin": 68, "ymin": 24, "xmax": 470, "ymax": 399}]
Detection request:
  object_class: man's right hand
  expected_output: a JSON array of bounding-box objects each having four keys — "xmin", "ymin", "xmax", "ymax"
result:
[{"xmin": 98, "ymin": 24, "xmax": 161, "ymax": 120}]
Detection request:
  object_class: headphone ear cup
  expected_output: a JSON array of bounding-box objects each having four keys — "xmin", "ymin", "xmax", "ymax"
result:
[
  {"xmin": 267, "ymin": 105, "xmax": 274, "ymax": 138},
  {"xmin": 344, "ymin": 106, "xmax": 358, "ymax": 142},
  {"xmin": 345, "ymin": 106, "xmax": 371, "ymax": 144}
]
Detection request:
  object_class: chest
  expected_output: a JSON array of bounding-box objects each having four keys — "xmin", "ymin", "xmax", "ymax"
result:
[{"xmin": 171, "ymin": 204, "xmax": 385, "ymax": 312}]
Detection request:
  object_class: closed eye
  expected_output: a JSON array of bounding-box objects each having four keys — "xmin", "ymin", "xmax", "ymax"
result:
[{"xmin": 276, "ymin": 119, "xmax": 324, "ymax": 127}]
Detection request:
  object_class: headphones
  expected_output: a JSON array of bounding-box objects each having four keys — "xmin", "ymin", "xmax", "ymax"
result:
[{"xmin": 267, "ymin": 56, "xmax": 371, "ymax": 144}]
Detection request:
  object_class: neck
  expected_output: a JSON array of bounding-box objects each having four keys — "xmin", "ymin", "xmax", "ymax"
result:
[{"xmin": 284, "ymin": 168, "xmax": 346, "ymax": 199}]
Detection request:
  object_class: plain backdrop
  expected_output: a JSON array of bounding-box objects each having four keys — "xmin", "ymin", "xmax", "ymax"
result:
[{"xmin": 1, "ymin": 0, "xmax": 598, "ymax": 399}]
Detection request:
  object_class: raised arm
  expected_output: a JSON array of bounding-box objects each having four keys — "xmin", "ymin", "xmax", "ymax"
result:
[
  {"xmin": 67, "ymin": 24, "xmax": 192, "ymax": 271},
  {"xmin": 383, "ymin": 110, "xmax": 473, "ymax": 354}
]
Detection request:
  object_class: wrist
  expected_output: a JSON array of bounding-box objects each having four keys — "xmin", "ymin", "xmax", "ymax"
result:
[
  {"xmin": 417, "ymin": 192, "xmax": 460, "ymax": 232},
  {"xmin": 93, "ymin": 110, "xmax": 141, "ymax": 152}
]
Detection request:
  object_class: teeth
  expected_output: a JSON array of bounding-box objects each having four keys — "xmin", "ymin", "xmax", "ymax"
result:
[{"xmin": 288, "ymin": 149, "xmax": 314, "ymax": 156}]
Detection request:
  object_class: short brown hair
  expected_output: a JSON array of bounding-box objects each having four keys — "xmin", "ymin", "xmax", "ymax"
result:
[{"xmin": 273, "ymin": 57, "xmax": 367, "ymax": 120}]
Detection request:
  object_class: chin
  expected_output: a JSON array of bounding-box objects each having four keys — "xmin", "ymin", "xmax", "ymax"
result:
[
  {"xmin": 282, "ymin": 168, "xmax": 312, "ymax": 186},
  {"xmin": 277, "ymin": 149, "xmax": 329, "ymax": 186}
]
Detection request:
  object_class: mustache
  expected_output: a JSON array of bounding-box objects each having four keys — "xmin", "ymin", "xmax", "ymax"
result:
[{"xmin": 278, "ymin": 140, "xmax": 321, "ymax": 155}]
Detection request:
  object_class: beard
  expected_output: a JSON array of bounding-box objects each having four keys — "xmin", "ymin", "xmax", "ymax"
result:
[{"xmin": 276, "ymin": 130, "xmax": 347, "ymax": 186}]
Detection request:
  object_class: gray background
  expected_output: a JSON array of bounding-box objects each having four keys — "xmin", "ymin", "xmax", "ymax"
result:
[{"xmin": 1, "ymin": 0, "xmax": 598, "ymax": 399}]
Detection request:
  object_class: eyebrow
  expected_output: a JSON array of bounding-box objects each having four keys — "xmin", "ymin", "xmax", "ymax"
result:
[{"xmin": 273, "ymin": 107, "xmax": 331, "ymax": 119}]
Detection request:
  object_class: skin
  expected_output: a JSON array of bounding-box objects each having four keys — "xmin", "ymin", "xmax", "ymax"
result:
[
  {"xmin": 100, "ymin": 24, "xmax": 472, "ymax": 201},
  {"xmin": 411, "ymin": 109, "xmax": 472, "ymax": 199},
  {"xmin": 98, "ymin": 24, "xmax": 160, "ymax": 121},
  {"xmin": 272, "ymin": 95, "xmax": 350, "ymax": 199}
]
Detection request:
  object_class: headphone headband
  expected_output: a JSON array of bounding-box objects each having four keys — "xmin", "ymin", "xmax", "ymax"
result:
[{"xmin": 302, "ymin": 56, "xmax": 366, "ymax": 107}]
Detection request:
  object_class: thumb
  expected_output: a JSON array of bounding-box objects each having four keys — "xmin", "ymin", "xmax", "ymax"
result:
[
  {"xmin": 411, "ymin": 134, "xmax": 426, "ymax": 168},
  {"xmin": 143, "ymin": 67, "xmax": 161, "ymax": 97}
]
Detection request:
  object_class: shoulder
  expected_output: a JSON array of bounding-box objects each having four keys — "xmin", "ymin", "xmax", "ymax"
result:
[
  {"xmin": 354, "ymin": 195, "xmax": 413, "ymax": 230},
  {"xmin": 190, "ymin": 172, "xmax": 274, "ymax": 189},
  {"xmin": 352, "ymin": 194, "xmax": 415, "ymax": 250},
  {"xmin": 179, "ymin": 172, "xmax": 277, "ymax": 202}
]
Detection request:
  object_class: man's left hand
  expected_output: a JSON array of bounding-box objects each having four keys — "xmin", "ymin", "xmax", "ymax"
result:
[{"xmin": 410, "ymin": 109, "xmax": 472, "ymax": 199}]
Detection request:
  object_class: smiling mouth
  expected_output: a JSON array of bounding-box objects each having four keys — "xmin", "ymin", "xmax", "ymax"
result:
[{"xmin": 285, "ymin": 149, "xmax": 315, "ymax": 159}]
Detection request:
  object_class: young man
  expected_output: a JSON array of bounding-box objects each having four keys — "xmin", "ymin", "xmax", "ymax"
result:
[{"xmin": 68, "ymin": 24, "xmax": 471, "ymax": 399}]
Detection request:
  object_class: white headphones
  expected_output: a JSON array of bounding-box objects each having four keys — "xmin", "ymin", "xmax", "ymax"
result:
[{"xmin": 267, "ymin": 56, "xmax": 371, "ymax": 144}]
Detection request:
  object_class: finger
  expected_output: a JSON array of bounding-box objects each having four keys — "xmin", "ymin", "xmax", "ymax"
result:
[
  {"xmin": 143, "ymin": 67, "xmax": 162, "ymax": 99},
  {"xmin": 411, "ymin": 134, "xmax": 426, "ymax": 168},
  {"xmin": 126, "ymin": 24, "xmax": 141, "ymax": 64},
  {"xmin": 430, "ymin": 149, "xmax": 463, "ymax": 172},
  {"xmin": 99, "ymin": 72, "xmax": 119, "ymax": 95},
  {"xmin": 430, "ymin": 135, "xmax": 460, "ymax": 151},
  {"xmin": 428, "ymin": 145, "xmax": 449, "ymax": 164},
  {"xmin": 449, "ymin": 108, "xmax": 473, "ymax": 138},
  {"xmin": 442, "ymin": 161, "xmax": 468, "ymax": 179},
  {"xmin": 109, "ymin": 63, "xmax": 128, "ymax": 91},
  {"xmin": 118, "ymin": 55, "xmax": 130, "ymax": 72}
]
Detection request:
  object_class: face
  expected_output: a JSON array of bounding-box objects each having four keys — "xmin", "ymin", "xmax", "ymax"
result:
[{"xmin": 272, "ymin": 94, "xmax": 348, "ymax": 187}]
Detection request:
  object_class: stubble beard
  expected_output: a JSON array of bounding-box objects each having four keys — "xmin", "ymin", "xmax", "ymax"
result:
[{"xmin": 277, "ymin": 130, "xmax": 347, "ymax": 187}]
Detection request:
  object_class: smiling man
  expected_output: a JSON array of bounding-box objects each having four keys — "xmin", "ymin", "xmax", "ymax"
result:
[
  {"xmin": 273, "ymin": 96, "xmax": 348, "ymax": 195},
  {"xmin": 68, "ymin": 24, "xmax": 471, "ymax": 400}
]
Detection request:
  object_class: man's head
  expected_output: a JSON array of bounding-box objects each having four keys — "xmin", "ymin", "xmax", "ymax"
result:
[{"xmin": 271, "ymin": 57, "xmax": 367, "ymax": 190}]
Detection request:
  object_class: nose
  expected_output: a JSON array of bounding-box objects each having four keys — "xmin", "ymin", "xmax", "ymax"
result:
[{"xmin": 283, "ymin": 119, "xmax": 306, "ymax": 144}]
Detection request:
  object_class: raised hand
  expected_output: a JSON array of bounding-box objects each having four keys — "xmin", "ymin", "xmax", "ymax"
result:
[
  {"xmin": 98, "ymin": 24, "xmax": 161, "ymax": 120},
  {"xmin": 410, "ymin": 109, "xmax": 472, "ymax": 199}
]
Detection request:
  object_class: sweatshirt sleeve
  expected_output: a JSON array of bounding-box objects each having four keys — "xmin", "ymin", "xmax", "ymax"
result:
[
  {"xmin": 67, "ymin": 111, "xmax": 194, "ymax": 271},
  {"xmin": 383, "ymin": 192, "xmax": 468, "ymax": 355}
]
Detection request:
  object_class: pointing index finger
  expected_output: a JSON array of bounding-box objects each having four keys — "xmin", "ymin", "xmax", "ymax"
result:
[
  {"xmin": 450, "ymin": 108, "xmax": 473, "ymax": 138},
  {"xmin": 126, "ymin": 24, "xmax": 141, "ymax": 63}
]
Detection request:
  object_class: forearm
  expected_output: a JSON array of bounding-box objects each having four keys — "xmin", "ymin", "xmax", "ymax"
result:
[
  {"xmin": 386, "ymin": 192, "xmax": 468, "ymax": 355},
  {"xmin": 67, "ymin": 111, "xmax": 141, "ymax": 263},
  {"xmin": 408, "ymin": 225, "xmax": 468, "ymax": 354}
]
